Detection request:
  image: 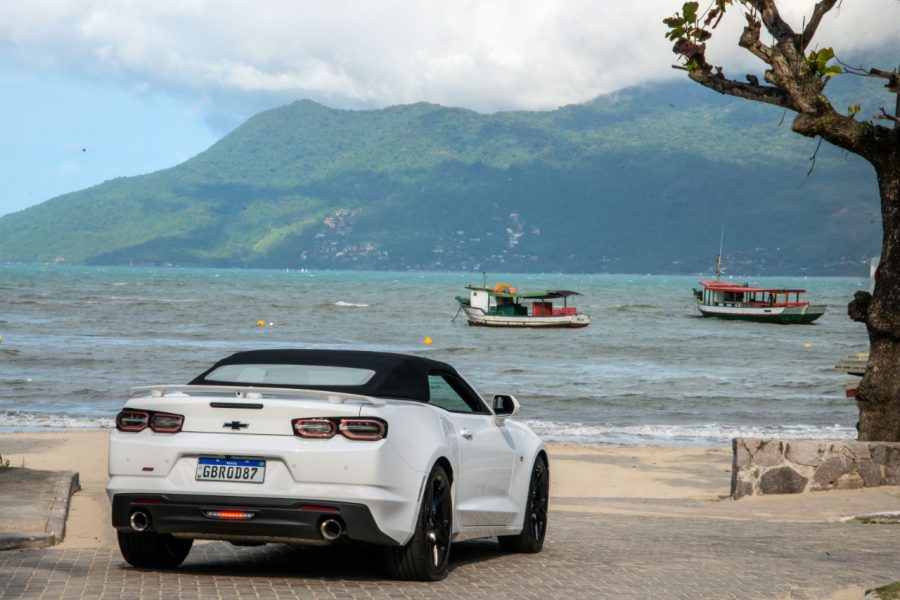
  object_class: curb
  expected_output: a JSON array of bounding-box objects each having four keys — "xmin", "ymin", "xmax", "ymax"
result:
[{"xmin": 0, "ymin": 470, "xmax": 80, "ymax": 551}]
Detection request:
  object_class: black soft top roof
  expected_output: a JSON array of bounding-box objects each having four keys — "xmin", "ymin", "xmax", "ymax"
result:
[{"xmin": 189, "ymin": 349, "xmax": 461, "ymax": 402}]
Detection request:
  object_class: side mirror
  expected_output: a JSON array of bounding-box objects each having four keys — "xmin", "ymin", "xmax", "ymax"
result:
[{"xmin": 493, "ymin": 394, "xmax": 520, "ymax": 419}]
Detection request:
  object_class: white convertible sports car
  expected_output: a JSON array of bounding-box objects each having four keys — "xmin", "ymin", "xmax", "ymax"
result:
[{"xmin": 107, "ymin": 349, "xmax": 548, "ymax": 580}]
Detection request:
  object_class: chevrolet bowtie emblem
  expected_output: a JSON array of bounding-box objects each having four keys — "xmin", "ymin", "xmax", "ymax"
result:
[{"xmin": 223, "ymin": 421, "xmax": 249, "ymax": 430}]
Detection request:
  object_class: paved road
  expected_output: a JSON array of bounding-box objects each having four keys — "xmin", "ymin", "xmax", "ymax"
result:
[{"xmin": 1, "ymin": 509, "xmax": 896, "ymax": 599}]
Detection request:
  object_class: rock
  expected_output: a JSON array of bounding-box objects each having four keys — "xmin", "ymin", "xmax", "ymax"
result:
[
  {"xmin": 731, "ymin": 478, "xmax": 754, "ymax": 500},
  {"xmin": 834, "ymin": 472, "xmax": 865, "ymax": 490},
  {"xmin": 858, "ymin": 460, "xmax": 882, "ymax": 488},
  {"xmin": 785, "ymin": 442, "xmax": 823, "ymax": 466},
  {"xmin": 758, "ymin": 466, "xmax": 808, "ymax": 495},
  {"xmin": 872, "ymin": 444, "xmax": 900, "ymax": 466},
  {"xmin": 887, "ymin": 464, "xmax": 900, "ymax": 485},
  {"xmin": 842, "ymin": 442, "xmax": 871, "ymax": 460},
  {"xmin": 742, "ymin": 438, "xmax": 763, "ymax": 456},
  {"xmin": 734, "ymin": 439, "xmax": 751, "ymax": 469},
  {"xmin": 753, "ymin": 440, "xmax": 784, "ymax": 467},
  {"xmin": 813, "ymin": 456, "xmax": 854, "ymax": 486}
]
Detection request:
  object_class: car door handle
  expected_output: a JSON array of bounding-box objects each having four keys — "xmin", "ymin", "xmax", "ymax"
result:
[{"xmin": 460, "ymin": 428, "xmax": 473, "ymax": 440}]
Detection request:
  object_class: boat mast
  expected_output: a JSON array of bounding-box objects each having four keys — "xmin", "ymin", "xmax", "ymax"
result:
[{"xmin": 715, "ymin": 226, "xmax": 725, "ymax": 280}]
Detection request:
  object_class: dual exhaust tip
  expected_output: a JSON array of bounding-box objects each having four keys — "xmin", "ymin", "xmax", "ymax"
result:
[
  {"xmin": 319, "ymin": 518, "xmax": 343, "ymax": 540},
  {"xmin": 130, "ymin": 509, "xmax": 345, "ymax": 541},
  {"xmin": 130, "ymin": 510, "xmax": 150, "ymax": 532}
]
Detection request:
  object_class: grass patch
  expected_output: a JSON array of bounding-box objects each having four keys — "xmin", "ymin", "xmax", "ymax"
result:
[{"xmin": 867, "ymin": 581, "xmax": 900, "ymax": 599}]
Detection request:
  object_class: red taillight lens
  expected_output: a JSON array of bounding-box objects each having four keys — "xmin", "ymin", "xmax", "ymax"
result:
[
  {"xmin": 116, "ymin": 410, "xmax": 149, "ymax": 432},
  {"xmin": 293, "ymin": 418, "xmax": 337, "ymax": 438},
  {"xmin": 150, "ymin": 413, "xmax": 184, "ymax": 433},
  {"xmin": 340, "ymin": 418, "xmax": 387, "ymax": 440},
  {"xmin": 292, "ymin": 417, "xmax": 387, "ymax": 440}
]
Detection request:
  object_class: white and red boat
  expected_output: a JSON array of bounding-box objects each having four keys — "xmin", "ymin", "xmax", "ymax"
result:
[
  {"xmin": 455, "ymin": 283, "xmax": 590, "ymax": 328},
  {"xmin": 693, "ymin": 279, "xmax": 826, "ymax": 324}
]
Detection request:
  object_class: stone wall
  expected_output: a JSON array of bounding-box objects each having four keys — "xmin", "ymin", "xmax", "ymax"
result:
[{"xmin": 731, "ymin": 438, "xmax": 900, "ymax": 499}]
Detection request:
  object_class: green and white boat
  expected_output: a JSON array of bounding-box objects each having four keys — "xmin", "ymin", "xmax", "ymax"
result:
[
  {"xmin": 456, "ymin": 283, "xmax": 590, "ymax": 328},
  {"xmin": 693, "ymin": 279, "xmax": 826, "ymax": 324}
]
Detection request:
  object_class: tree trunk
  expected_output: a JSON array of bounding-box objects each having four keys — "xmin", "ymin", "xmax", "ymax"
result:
[{"xmin": 852, "ymin": 160, "xmax": 900, "ymax": 441}]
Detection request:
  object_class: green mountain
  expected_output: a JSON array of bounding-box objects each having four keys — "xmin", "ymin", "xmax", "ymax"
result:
[{"xmin": 0, "ymin": 81, "xmax": 884, "ymax": 274}]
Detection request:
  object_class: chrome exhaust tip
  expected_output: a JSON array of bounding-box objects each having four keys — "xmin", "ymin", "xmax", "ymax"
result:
[
  {"xmin": 319, "ymin": 518, "xmax": 343, "ymax": 541},
  {"xmin": 129, "ymin": 510, "xmax": 150, "ymax": 532}
]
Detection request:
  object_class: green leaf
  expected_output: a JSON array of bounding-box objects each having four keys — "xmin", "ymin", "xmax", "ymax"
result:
[{"xmin": 682, "ymin": 1, "xmax": 699, "ymax": 23}]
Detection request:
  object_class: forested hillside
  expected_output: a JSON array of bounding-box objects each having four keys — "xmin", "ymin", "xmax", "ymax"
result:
[{"xmin": 0, "ymin": 79, "xmax": 884, "ymax": 274}]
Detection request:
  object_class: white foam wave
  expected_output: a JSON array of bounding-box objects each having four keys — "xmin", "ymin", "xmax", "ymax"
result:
[
  {"xmin": 0, "ymin": 412, "xmax": 114, "ymax": 432},
  {"xmin": 334, "ymin": 301, "xmax": 370, "ymax": 308},
  {"xmin": 522, "ymin": 419, "xmax": 856, "ymax": 447}
]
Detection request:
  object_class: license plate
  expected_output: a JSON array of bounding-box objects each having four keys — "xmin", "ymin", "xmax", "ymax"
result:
[{"xmin": 196, "ymin": 457, "xmax": 265, "ymax": 483}]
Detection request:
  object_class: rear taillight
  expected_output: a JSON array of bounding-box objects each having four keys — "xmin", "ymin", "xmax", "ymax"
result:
[
  {"xmin": 340, "ymin": 418, "xmax": 387, "ymax": 440},
  {"xmin": 149, "ymin": 412, "xmax": 184, "ymax": 433},
  {"xmin": 116, "ymin": 410, "xmax": 149, "ymax": 431},
  {"xmin": 293, "ymin": 418, "xmax": 337, "ymax": 438},
  {"xmin": 116, "ymin": 409, "xmax": 183, "ymax": 433},
  {"xmin": 292, "ymin": 417, "xmax": 387, "ymax": 440}
]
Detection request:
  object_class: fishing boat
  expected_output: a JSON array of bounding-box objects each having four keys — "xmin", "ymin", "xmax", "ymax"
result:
[
  {"xmin": 455, "ymin": 283, "xmax": 590, "ymax": 328},
  {"xmin": 692, "ymin": 227, "xmax": 825, "ymax": 324},
  {"xmin": 693, "ymin": 280, "xmax": 826, "ymax": 324}
]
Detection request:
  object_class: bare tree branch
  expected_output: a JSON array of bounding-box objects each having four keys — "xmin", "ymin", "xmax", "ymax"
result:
[
  {"xmin": 836, "ymin": 58, "xmax": 872, "ymax": 77},
  {"xmin": 745, "ymin": 0, "xmax": 798, "ymax": 41},
  {"xmin": 875, "ymin": 107, "xmax": 900, "ymax": 124},
  {"xmin": 802, "ymin": 0, "xmax": 840, "ymax": 51},
  {"xmin": 688, "ymin": 68, "xmax": 795, "ymax": 110},
  {"xmin": 870, "ymin": 67, "xmax": 900, "ymax": 92},
  {"xmin": 805, "ymin": 136, "xmax": 824, "ymax": 179},
  {"xmin": 738, "ymin": 12, "xmax": 772, "ymax": 63}
]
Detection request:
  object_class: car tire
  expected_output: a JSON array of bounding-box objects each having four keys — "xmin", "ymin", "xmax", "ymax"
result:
[
  {"xmin": 384, "ymin": 464, "xmax": 452, "ymax": 581},
  {"xmin": 117, "ymin": 530, "xmax": 193, "ymax": 569},
  {"xmin": 498, "ymin": 455, "xmax": 548, "ymax": 553}
]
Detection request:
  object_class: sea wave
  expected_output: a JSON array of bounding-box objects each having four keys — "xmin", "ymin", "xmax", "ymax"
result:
[
  {"xmin": 334, "ymin": 301, "xmax": 370, "ymax": 308},
  {"xmin": 522, "ymin": 419, "xmax": 856, "ymax": 447},
  {"xmin": 0, "ymin": 411, "xmax": 114, "ymax": 432}
]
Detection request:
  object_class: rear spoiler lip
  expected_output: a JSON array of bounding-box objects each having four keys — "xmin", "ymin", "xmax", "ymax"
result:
[{"xmin": 128, "ymin": 384, "xmax": 385, "ymax": 405}]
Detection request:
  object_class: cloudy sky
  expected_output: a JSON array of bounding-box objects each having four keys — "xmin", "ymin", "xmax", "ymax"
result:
[{"xmin": 1, "ymin": 0, "xmax": 897, "ymax": 217}]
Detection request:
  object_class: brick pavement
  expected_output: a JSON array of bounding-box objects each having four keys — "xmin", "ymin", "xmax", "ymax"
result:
[{"xmin": 0, "ymin": 510, "xmax": 897, "ymax": 599}]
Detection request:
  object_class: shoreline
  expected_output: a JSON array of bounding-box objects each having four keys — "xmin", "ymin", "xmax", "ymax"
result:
[{"xmin": 0, "ymin": 422, "xmax": 859, "ymax": 448}]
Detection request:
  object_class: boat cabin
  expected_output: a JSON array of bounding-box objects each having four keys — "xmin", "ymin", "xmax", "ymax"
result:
[
  {"xmin": 697, "ymin": 280, "xmax": 810, "ymax": 308},
  {"xmin": 465, "ymin": 284, "xmax": 580, "ymax": 317}
]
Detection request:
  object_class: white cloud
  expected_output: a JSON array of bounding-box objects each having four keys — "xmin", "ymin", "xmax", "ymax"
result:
[{"xmin": 0, "ymin": 0, "xmax": 897, "ymax": 113}]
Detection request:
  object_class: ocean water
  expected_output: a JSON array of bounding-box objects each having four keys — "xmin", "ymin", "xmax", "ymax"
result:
[{"xmin": 0, "ymin": 264, "xmax": 871, "ymax": 446}]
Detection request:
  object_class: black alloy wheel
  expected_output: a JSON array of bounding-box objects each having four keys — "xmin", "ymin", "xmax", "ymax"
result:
[
  {"xmin": 384, "ymin": 464, "xmax": 453, "ymax": 581},
  {"xmin": 498, "ymin": 455, "xmax": 549, "ymax": 553}
]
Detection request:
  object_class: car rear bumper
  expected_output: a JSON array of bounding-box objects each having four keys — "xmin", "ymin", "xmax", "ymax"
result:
[
  {"xmin": 107, "ymin": 430, "xmax": 426, "ymax": 545},
  {"xmin": 111, "ymin": 493, "xmax": 398, "ymax": 546}
]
